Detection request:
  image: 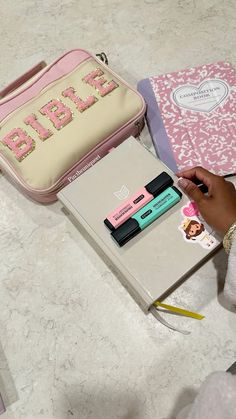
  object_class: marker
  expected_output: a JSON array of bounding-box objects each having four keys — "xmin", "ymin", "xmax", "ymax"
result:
[
  {"xmin": 104, "ymin": 172, "xmax": 173, "ymax": 231},
  {"xmin": 178, "ymin": 173, "xmax": 236, "ymax": 194},
  {"xmin": 111, "ymin": 186, "xmax": 182, "ymax": 246},
  {"xmin": 197, "ymin": 173, "xmax": 236, "ymax": 194}
]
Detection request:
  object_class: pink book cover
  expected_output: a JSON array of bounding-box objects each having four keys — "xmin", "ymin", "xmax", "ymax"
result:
[{"xmin": 139, "ymin": 62, "xmax": 236, "ymax": 175}]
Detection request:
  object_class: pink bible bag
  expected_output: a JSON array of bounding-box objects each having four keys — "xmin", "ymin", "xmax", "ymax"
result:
[{"xmin": 0, "ymin": 49, "xmax": 145, "ymax": 203}]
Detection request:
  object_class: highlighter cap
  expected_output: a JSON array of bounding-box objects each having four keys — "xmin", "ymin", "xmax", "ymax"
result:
[
  {"xmin": 145, "ymin": 172, "xmax": 173, "ymax": 197},
  {"xmin": 111, "ymin": 218, "xmax": 141, "ymax": 247},
  {"xmin": 104, "ymin": 218, "xmax": 114, "ymax": 231}
]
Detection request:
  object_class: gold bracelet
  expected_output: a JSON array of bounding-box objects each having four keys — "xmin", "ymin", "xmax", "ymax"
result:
[{"xmin": 223, "ymin": 221, "xmax": 236, "ymax": 254}]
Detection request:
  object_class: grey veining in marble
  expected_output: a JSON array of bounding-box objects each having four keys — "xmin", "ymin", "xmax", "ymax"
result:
[{"xmin": 0, "ymin": 1, "xmax": 236, "ymax": 418}]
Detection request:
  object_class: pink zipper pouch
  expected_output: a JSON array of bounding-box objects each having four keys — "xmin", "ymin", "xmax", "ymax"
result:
[
  {"xmin": 0, "ymin": 49, "xmax": 145, "ymax": 203},
  {"xmin": 138, "ymin": 61, "xmax": 236, "ymax": 175}
]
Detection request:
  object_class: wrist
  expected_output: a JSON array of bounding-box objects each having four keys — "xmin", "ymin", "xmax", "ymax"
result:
[
  {"xmin": 221, "ymin": 213, "xmax": 236, "ymax": 235},
  {"xmin": 223, "ymin": 220, "xmax": 236, "ymax": 254}
]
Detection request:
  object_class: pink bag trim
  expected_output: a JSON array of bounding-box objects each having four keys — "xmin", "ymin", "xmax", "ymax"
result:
[
  {"xmin": 0, "ymin": 50, "xmax": 91, "ymax": 122},
  {"xmin": 0, "ymin": 61, "xmax": 47, "ymax": 99}
]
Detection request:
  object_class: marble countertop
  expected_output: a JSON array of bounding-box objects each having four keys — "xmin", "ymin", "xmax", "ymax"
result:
[{"xmin": 0, "ymin": 1, "xmax": 236, "ymax": 418}]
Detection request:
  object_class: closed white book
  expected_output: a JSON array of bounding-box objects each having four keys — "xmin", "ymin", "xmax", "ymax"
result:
[{"xmin": 58, "ymin": 137, "xmax": 220, "ymax": 313}]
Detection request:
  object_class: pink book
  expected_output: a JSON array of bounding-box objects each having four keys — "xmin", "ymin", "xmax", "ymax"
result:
[{"xmin": 138, "ymin": 61, "xmax": 236, "ymax": 175}]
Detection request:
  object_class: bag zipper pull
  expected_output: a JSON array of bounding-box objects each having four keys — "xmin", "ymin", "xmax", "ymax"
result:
[{"xmin": 96, "ymin": 52, "xmax": 108, "ymax": 65}]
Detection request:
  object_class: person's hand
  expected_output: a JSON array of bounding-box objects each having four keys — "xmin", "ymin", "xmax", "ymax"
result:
[{"xmin": 177, "ymin": 166, "xmax": 236, "ymax": 235}]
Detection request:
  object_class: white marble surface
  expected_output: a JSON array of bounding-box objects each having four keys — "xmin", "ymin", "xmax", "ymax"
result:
[{"xmin": 0, "ymin": 1, "xmax": 236, "ymax": 418}]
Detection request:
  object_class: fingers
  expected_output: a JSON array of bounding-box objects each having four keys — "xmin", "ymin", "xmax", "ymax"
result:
[
  {"xmin": 176, "ymin": 167, "xmax": 235, "ymax": 201},
  {"xmin": 177, "ymin": 177, "xmax": 206, "ymax": 204},
  {"xmin": 176, "ymin": 166, "xmax": 216, "ymax": 189},
  {"xmin": 225, "ymin": 180, "xmax": 236, "ymax": 192}
]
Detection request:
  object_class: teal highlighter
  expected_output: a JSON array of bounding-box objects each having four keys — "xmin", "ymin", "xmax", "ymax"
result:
[{"xmin": 111, "ymin": 186, "xmax": 182, "ymax": 246}]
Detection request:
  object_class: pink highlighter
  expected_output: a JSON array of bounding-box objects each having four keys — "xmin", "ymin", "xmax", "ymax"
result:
[{"xmin": 104, "ymin": 172, "xmax": 173, "ymax": 231}]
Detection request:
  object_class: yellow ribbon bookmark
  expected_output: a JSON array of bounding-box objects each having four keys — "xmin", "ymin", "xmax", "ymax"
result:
[{"xmin": 153, "ymin": 301, "xmax": 204, "ymax": 320}]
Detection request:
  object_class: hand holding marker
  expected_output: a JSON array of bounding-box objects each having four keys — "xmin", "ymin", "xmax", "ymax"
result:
[{"xmin": 177, "ymin": 168, "xmax": 236, "ymax": 235}]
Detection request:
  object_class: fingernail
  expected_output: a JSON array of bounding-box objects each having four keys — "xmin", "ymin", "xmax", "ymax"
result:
[{"xmin": 178, "ymin": 177, "xmax": 189, "ymax": 189}]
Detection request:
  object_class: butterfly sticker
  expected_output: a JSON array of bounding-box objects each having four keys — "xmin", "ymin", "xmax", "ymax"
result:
[{"xmin": 113, "ymin": 185, "xmax": 130, "ymax": 200}]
